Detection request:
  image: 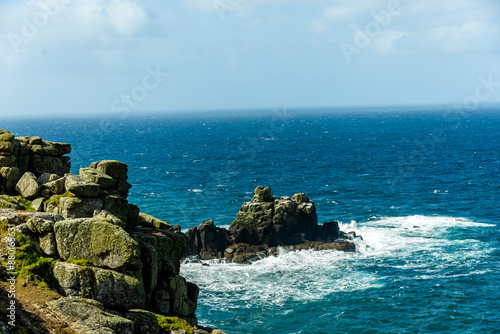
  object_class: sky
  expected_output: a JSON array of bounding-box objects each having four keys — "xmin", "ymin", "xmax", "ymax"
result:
[{"xmin": 0, "ymin": 0, "xmax": 499, "ymax": 116}]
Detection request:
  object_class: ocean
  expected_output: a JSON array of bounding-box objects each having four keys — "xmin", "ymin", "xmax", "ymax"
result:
[{"xmin": 2, "ymin": 106, "xmax": 499, "ymax": 333}]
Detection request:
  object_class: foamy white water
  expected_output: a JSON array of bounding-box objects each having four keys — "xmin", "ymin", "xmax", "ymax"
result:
[{"xmin": 181, "ymin": 215, "xmax": 496, "ymax": 329}]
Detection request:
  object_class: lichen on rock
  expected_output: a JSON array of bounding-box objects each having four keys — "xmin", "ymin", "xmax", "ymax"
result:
[{"xmin": 54, "ymin": 218, "xmax": 142, "ymax": 271}]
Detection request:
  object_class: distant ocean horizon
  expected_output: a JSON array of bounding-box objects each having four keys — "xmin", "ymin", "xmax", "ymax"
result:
[{"xmin": 2, "ymin": 105, "xmax": 499, "ymax": 333}]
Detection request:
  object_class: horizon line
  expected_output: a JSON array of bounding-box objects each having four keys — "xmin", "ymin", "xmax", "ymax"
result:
[{"xmin": 1, "ymin": 102, "xmax": 499, "ymax": 120}]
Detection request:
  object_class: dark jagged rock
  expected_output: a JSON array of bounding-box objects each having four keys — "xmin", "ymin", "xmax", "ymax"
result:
[
  {"xmin": 0, "ymin": 166, "xmax": 19, "ymax": 194},
  {"xmin": 228, "ymin": 186, "xmax": 319, "ymax": 246},
  {"xmin": 185, "ymin": 220, "xmax": 232, "ymax": 260},
  {"xmin": 223, "ymin": 243, "xmax": 270, "ymax": 264},
  {"xmin": 185, "ymin": 186, "xmax": 359, "ymax": 264},
  {"xmin": 315, "ymin": 221, "xmax": 340, "ymax": 242},
  {"xmin": 125, "ymin": 309, "xmax": 161, "ymax": 334}
]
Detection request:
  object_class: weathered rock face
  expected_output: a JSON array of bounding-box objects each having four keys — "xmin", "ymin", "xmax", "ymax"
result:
[
  {"xmin": 228, "ymin": 186, "xmax": 319, "ymax": 246},
  {"xmin": 137, "ymin": 212, "xmax": 172, "ymax": 230},
  {"xmin": 46, "ymin": 297, "xmax": 134, "ymax": 334},
  {"xmin": 125, "ymin": 310, "xmax": 160, "ymax": 334},
  {"xmin": 0, "ymin": 195, "xmax": 25, "ymax": 210},
  {"xmin": 53, "ymin": 262, "xmax": 146, "ymax": 310},
  {"xmin": 0, "ymin": 134, "xmax": 139, "ymax": 231},
  {"xmin": 65, "ymin": 174, "xmax": 101, "ymax": 198},
  {"xmin": 130, "ymin": 229, "xmax": 198, "ymax": 324},
  {"xmin": 54, "ymin": 218, "xmax": 142, "ymax": 271},
  {"xmin": 0, "ymin": 167, "xmax": 19, "ymax": 194},
  {"xmin": 1, "ymin": 131, "xmax": 203, "ymax": 328},
  {"xmin": 5, "ymin": 209, "xmax": 197, "ymax": 325},
  {"xmin": 0, "ymin": 129, "xmax": 71, "ymax": 194},
  {"xmin": 0, "ymin": 130, "xmax": 15, "ymax": 156},
  {"xmin": 41, "ymin": 160, "xmax": 136, "ymax": 226},
  {"xmin": 9, "ymin": 209, "xmax": 199, "ymax": 324},
  {"xmin": 80, "ymin": 167, "xmax": 115, "ymax": 189},
  {"xmin": 15, "ymin": 172, "xmax": 41, "ymax": 200},
  {"xmin": 184, "ymin": 186, "xmax": 357, "ymax": 264},
  {"xmin": 24, "ymin": 215, "xmax": 64, "ymax": 257},
  {"xmin": 38, "ymin": 172, "xmax": 59, "ymax": 184},
  {"xmin": 44, "ymin": 176, "xmax": 66, "ymax": 195},
  {"xmin": 90, "ymin": 160, "xmax": 131, "ymax": 198},
  {"xmin": 185, "ymin": 220, "xmax": 232, "ymax": 259},
  {"xmin": 59, "ymin": 197, "xmax": 104, "ymax": 218}
]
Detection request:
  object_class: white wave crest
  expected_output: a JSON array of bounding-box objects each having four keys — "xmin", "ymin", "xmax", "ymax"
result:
[{"xmin": 181, "ymin": 215, "xmax": 495, "ymax": 319}]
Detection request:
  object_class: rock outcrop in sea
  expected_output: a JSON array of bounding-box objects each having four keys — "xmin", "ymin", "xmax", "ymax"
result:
[
  {"xmin": 0, "ymin": 130, "xmax": 220, "ymax": 334},
  {"xmin": 184, "ymin": 186, "xmax": 360, "ymax": 264}
]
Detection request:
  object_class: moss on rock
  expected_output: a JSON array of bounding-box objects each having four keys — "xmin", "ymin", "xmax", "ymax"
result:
[
  {"xmin": 54, "ymin": 219, "xmax": 142, "ymax": 271},
  {"xmin": 156, "ymin": 314, "xmax": 193, "ymax": 334}
]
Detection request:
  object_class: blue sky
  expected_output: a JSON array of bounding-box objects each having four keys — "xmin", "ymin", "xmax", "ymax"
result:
[{"xmin": 0, "ymin": 0, "xmax": 499, "ymax": 116}]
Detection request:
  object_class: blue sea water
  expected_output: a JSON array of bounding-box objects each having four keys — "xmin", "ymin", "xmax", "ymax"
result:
[{"xmin": 2, "ymin": 106, "xmax": 499, "ymax": 333}]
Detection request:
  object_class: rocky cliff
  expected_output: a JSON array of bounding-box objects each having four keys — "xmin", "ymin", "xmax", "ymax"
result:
[
  {"xmin": 0, "ymin": 129, "xmax": 362, "ymax": 333},
  {"xmin": 0, "ymin": 129, "xmax": 222, "ymax": 334},
  {"xmin": 0, "ymin": 130, "xmax": 71, "ymax": 196}
]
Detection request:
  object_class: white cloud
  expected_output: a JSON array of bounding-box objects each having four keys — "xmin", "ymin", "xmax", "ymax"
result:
[
  {"xmin": 322, "ymin": 0, "xmax": 388, "ymax": 22},
  {"xmin": 392, "ymin": 20, "xmax": 500, "ymax": 54},
  {"xmin": 108, "ymin": 1, "xmax": 148, "ymax": 35},
  {"xmin": 66, "ymin": 0, "xmax": 148, "ymax": 37},
  {"xmin": 320, "ymin": 0, "xmax": 500, "ymax": 55},
  {"xmin": 305, "ymin": 19, "xmax": 330, "ymax": 35},
  {"xmin": 183, "ymin": 0, "xmax": 216, "ymax": 15},
  {"xmin": 371, "ymin": 30, "xmax": 405, "ymax": 54}
]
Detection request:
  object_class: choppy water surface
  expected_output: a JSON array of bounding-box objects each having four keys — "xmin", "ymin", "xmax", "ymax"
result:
[{"xmin": 2, "ymin": 106, "xmax": 499, "ymax": 333}]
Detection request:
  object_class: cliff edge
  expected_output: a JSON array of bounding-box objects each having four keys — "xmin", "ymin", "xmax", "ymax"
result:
[{"xmin": 0, "ymin": 129, "xmax": 224, "ymax": 334}]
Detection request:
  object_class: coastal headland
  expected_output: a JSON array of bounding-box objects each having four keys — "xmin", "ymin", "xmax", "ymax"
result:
[{"xmin": 0, "ymin": 129, "xmax": 360, "ymax": 333}]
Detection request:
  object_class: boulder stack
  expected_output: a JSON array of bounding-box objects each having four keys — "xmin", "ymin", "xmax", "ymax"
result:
[
  {"xmin": 0, "ymin": 130, "xmax": 200, "ymax": 327},
  {"xmin": 4, "ymin": 202, "xmax": 199, "ymax": 326},
  {"xmin": 0, "ymin": 129, "xmax": 71, "ymax": 195},
  {"xmin": 229, "ymin": 186, "xmax": 319, "ymax": 246},
  {"xmin": 27, "ymin": 160, "xmax": 138, "ymax": 229},
  {"xmin": 184, "ymin": 186, "xmax": 360, "ymax": 264}
]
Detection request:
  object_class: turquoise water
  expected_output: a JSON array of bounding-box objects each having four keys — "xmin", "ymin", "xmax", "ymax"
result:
[{"xmin": 2, "ymin": 106, "xmax": 499, "ymax": 333}]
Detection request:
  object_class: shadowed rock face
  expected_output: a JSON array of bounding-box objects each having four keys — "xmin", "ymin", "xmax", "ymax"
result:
[
  {"xmin": 53, "ymin": 262, "xmax": 146, "ymax": 310},
  {"xmin": 184, "ymin": 186, "xmax": 360, "ymax": 264},
  {"xmin": 228, "ymin": 186, "xmax": 320, "ymax": 246},
  {"xmin": 185, "ymin": 220, "xmax": 232, "ymax": 260}
]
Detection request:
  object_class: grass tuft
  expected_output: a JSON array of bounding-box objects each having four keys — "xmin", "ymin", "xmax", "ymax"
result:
[
  {"xmin": 45, "ymin": 191, "xmax": 72, "ymax": 207},
  {"xmin": 12, "ymin": 234, "xmax": 59, "ymax": 290},
  {"xmin": 156, "ymin": 314, "xmax": 194, "ymax": 334},
  {"xmin": 66, "ymin": 258, "xmax": 93, "ymax": 267}
]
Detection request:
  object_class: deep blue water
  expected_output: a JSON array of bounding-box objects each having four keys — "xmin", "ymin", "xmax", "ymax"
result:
[{"xmin": 2, "ymin": 106, "xmax": 499, "ymax": 333}]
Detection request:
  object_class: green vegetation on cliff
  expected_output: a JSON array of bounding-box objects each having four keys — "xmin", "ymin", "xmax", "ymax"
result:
[
  {"xmin": 156, "ymin": 314, "xmax": 194, "ymax": 334},
  {"xmin": 12, "ymin": 234, "xmax": 58, "ymax": 290},
  {"xmin": 0, "ymin": 194, "xmax": 34, "ymax": 211},
  {"xmin": 45, "ymin": 191, "xmax": 72, "ymax": 206}
]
